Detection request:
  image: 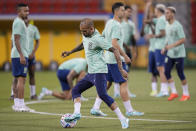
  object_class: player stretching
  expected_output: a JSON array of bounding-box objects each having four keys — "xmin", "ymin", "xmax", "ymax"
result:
[
  {"xmin": 91, "ymin": 2, "xmax": 143, "ymax": 117},
  {"xmin": 146, "ymin": 4, "xmax": 169, "ymax": 97},
  {"xmin": 113, "ymin": 5, "xmax": 137, "ymax": 98},
  {"xmin": 141, "ymin": 1, "xmax": 159, "ymax": 96},
  {"xmin": 38, "ymin": 58, "xmax": 88, "ymax": 101},
  {"xmin": 11, "ymin": 3, "xmax": 33, "ymax": 112},
  {"xmin": 161, "ymin": 7, "xmax": 190, "ymax": 101},
  {"xmin": 62, "ymin": 18, "xmax": 129, "ymax": 129}
]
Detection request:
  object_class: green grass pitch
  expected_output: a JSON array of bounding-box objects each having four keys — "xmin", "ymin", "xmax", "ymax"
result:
[{"xmin": 0, "ymin": 69, "xmax": 196, "ymax": 131}]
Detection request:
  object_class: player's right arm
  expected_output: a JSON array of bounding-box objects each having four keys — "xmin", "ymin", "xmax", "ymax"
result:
[
  {"xmin": 66, "ymin": 70, "xmax": 78, "ymax": 89},
  {"xmin": 62, "ymin": 43, "xmax": 84, "ymax": 58},
  {"xmin": 14, "ymin": 34, "xmax": 26, "ymax": 65}
]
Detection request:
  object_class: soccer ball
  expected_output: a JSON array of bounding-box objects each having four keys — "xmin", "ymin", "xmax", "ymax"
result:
[{"xmin": 60, "ymin": 113, "xmax": 77, "ymax": 128}]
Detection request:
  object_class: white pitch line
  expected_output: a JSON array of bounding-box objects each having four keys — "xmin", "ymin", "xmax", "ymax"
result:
[
  {"xmin": 29, "ymin": 110, "xmax": 192, "ymax": 123},
  {"xmin": 26, "ymin": 100, "xmax": 192, "ymax": 123}
]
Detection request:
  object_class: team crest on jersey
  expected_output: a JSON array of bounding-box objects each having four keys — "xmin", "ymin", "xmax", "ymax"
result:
[{"xmin": 88, "ymin": 42, "xmax": 93, "ymax": 50}]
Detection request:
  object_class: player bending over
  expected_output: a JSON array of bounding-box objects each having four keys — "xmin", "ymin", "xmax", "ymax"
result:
[{"xmin": 38, "ymin": 58, "xmax": 88, "ymax": 101}]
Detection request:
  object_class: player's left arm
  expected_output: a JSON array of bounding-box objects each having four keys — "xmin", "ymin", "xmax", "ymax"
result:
[{"xmin": 108, "ymin": 47, "xmax": 128, "ymax": 80}]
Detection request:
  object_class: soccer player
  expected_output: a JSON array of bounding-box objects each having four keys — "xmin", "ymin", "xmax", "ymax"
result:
[
  {"xmin": 9, "ymin": 18, "xmax": 40, "ymax": 100},
  {"xmin": 147, "ymin": 4, "xmax": 169, "ymax": 97},
  {"xmin": 91, "ymin": 2, "xmax": 143, "ymax": 117},
  {"xmin": 25, "ymin": 18, "xmax": 40, "ymax": 99},
  {"xmin": 141, "ymin": 1, "xmax": 159, "ymax": 96},
  {"xmin": 161, "ymin": 7, "xmax": 190, "ymax": 101},
  {"xmin": 62, "ymin": 18, "xmax": 130, "ymax": 129},
  {"xmin": 11, "ymin": 3, "xmax": 33, "ymax": 112},
  {"xmin": 113, "ymin": 5, "xmax": 137, "ymax": 98},
  {"xmin": 38, "ymin": 58, "xmax": 88, "ymax": 101}
]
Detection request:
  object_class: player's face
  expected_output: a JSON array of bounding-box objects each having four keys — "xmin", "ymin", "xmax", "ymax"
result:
[
  {"xmin": 125, "ymin": 8, "xmax": 132, "ymax": 19},
  {"xmin": 116, "ymin": 6, "xmax": 125, "ymax": 19},
  {"xmin": 165, "ymin": 9, "xmax": 173, "ymax": 21},
  {"xmin": 80, "ymin": 25, "xmax": 94, "ymax": 37},
  {"xmin": 19, "ymin": 6, "xmax": 29, "ymax": 19}
]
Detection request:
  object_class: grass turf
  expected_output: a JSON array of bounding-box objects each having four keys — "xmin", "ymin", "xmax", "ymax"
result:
[{"xmin": 0, "ymin": 69, "xmax": 196, "ymax": 131}]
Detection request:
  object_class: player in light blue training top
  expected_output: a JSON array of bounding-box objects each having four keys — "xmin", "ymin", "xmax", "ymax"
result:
[{"xmin": 161, "ymin": 7, "xmax": 190, "ymax": 101}]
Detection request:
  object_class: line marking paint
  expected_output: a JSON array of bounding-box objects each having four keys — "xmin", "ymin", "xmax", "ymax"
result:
[{"xmin": 25, "ymin": 100, "xmax": 192, "ymax": 123}]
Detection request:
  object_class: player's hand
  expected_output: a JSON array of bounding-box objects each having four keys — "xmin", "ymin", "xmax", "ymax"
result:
[
  {"xmin": 124, "ymin": 55, "xmax": 131, "ymax": 64},
  {"xmin": 20, "ymin": 55, "xmax": 26, "ymax": 65},
  {"xmin": 148, "ymin": 34, "xmax": 155, "ymax": 39},
  {"xmin": 120, "ymin": 69, "xmax": 128, "ymax": 80},
  {"xmin": 29, "ymin": 53, "xmax": 34, "ymax": 59},
  {"xmin": 61, "ymin": 51, "xmax": 70, "ymax": 58},
  {"xmin": 161, "ymin": 48, "xmax": 166, "ymax": 55}
]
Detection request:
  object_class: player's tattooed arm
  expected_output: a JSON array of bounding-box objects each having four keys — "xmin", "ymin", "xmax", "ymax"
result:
[
  {"xmin": 14, "ymin": 34, "xmax": 26, "ymax": 65},
  {"xmin": 62, "ymin": 42, "xmax": 84, "ymax": 57},
  {"xmin": 109, "ymin": 47, "xmax": 128, "ymax": 80},
  {"xmin": 112, "ymin": 39, "xmax": 131, "ymax": 64}
]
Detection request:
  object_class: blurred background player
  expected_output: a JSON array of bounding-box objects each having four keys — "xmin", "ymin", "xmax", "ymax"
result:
[
  {"xmin": 113, "ymin": 5, "xmax": 137, "ymax": 98},
  {"xmin": 38, "ymin": 58, "xmax": 88, "ymax": 101},
  {"xmin": 161, "ymin": 7, "xmax": 190, "ymax": 101},
  {"xmin": 10, "ymin": 18, "xmax": 40, "ymax": 100},
  {"xmin": 11, "ymin": 3, "xmax": 34, "ymax": 112},
  {"xmin": 146, "ymin": 3, "xmax": 169, "ymax": 97},
  {"xmin": 141, "ymin": 1, "xmax": 159, "ymax": 96},
  {"xmin": 63, "ymin": 18, "xmax": 129, "ymax": 129},
  {"xmin": 91, "ymin": 2, "xmax": 144, "ymax": 117}
]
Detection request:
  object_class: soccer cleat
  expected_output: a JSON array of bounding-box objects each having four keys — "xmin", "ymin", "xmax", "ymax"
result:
[
  {"xmin": 12, "ymin": 105, "xmax": 19, "ymax": 112},
  {"xmin": 81, "ymin": 95, "xmax": 89, "ymax": 101},
  {"xmin": 179, "ymin": 95, "xmax": 190, "ymax": 101},
  {"xmin": 90, "ymin": 108, "xmax": 107, "ymax": 116},
  {"xmin": 126, "ymin": 110, "xmax": 144, "ymax": 116},
  {"xmin": 9, "ymin": 95, "xmax": 14, "ymax": 100},
  {"xmin": 64, "ymin": 113, "xmax": 81, "ymax": 122},
  {"xmin": 156, "ymin": 92, "xmax": 169, "ymax": 97},
  {"xmin": 120, "ymin": 118, "xmax": 129, "ymax": 129},
  {"xmin": 168, "ymin": 93, "xmax": 178, "ymax": 101},
  {"xmin": 114, "ymin": 94, "xmax": 120, "ymax": 98},
  {"xmin": 38, "ymin": 88, "xmax": 47, "ymax": 100},
  {"xmin": 30, "ymin": 95, "xmax": 38, "ymax": 100},
  {"xmin": 150, "ymin": 90, "xmax": 157, "ymax": 97}
]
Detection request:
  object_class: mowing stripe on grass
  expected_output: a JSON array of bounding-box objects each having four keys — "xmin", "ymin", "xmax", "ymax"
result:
[{"xmin": 26, "ymin": 100, "xmax": 192, "ymax": 123}]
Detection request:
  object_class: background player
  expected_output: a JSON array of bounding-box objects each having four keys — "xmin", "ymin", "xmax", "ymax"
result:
[
  {"xmin": 11, "ymin": 3, "xmax": 33, "ymax": 112},
  {"xmin": 141, "ymin": 1, "xmax": 159, "ymax": 96},
  {"xmin": 91, "ymin": 2, "xmax": 144, "ymax": 117},
  {"xmin": 10, "ymin": 18, "xmax": 40, "ymax": 100},
  {"xmin": 146, "ymin": 4, "xmax": 169, "ymax": 97},
  {"xmin": 113, "ymin": 5, "xmax": 137, "ymax": 98},
  {"xmin": 38, "ymin": 58, "xmax": 88, "ymax": 101},
  {"xmin": 161, "ymin": 7, "xmax": 190, "ymax": 101}
]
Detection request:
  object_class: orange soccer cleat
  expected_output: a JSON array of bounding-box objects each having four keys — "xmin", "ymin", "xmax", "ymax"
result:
[
  {"xmin": 168, "ymin": 93, "xmax": 178, "ymax": 101},
  {"xmin": 179, "ymin": 95, "xmax": 190, "ymax": 101}
]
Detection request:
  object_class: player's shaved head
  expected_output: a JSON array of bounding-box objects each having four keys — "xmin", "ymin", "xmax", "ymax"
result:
[
  {"xmin": 80, "ymin": 18, "xmax": 95, "ymax": 37},
  {"xmin": 80, "ymin": 18, "xmax": 94, "ymax": 28}
]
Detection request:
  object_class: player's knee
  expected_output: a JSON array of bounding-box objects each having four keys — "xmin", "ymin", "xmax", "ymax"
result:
[{"xmin": 177, "ymin": 71, "xmax": 186, "ymax": 81}]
